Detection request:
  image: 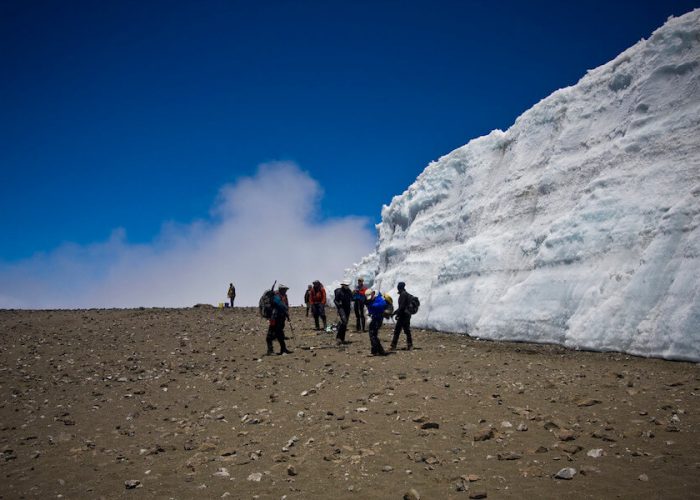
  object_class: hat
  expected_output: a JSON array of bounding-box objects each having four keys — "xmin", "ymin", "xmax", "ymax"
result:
[
  {"xmin": 278, "ymin": 284, "xmax": 289, "ymax": 290},
  {"xmin": 364, "ymin": 289, "xmax": 375, "ymax": 300},
  {"xmin": 358, "ymin": 277, "xmax": 364, "ymax": 282},
  {"xmin": 340, "ymin": 280, "xmax": 350, "ymax": 286},
  {"xmin": 397, "ymin": 281, "xmax": 406, "ymax": 290}
]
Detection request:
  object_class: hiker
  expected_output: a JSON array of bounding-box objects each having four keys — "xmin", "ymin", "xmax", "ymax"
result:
[
  {"xmin": 352, "ymin": 278, "xmax": 368, "ymax": 331},
  {"xmin": 391, "ymin": 281, "xmax": 413, "ymax": 350},
  {"xmin": 266, "ymin": 284, "xmax": 293, "ymax": 355},
  {"xmin": 227, "ymin": 283, "xmax": 236, "ymax": 308},
  {"xmin": 333, "ymin": 281, "xmax": 353, "ymax": 345},
  {"xmin": 304, "ymin": 285, "xmax": 312, "ymax": 317},
  {"xmin": 309, "ymin": 280, "xmax": 327, "ymax": 330},
  {"xmin": 365, "ymin": 289, "xmax": 388, "ymax": 356}
]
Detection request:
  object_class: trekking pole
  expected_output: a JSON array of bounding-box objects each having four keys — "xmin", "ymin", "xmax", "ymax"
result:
[{"xmin": 286, "ymin": 312, "xmax": 295, "ymax": 336}]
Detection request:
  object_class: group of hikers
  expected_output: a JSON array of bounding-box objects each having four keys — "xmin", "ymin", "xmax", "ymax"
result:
[{"xmin": 260, "ymin": 278, "xmax": 419, "ymax": 357}]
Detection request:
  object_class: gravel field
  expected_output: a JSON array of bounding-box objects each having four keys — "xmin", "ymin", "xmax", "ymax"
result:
[{"xmin": 1, "ymin": 307, "xmax": 698, "ymax": 499}]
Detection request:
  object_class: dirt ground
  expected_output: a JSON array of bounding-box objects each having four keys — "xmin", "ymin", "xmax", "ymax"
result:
[{"xmin": 0, "ymin": 307, "xmax": 698, "ymax": 499}]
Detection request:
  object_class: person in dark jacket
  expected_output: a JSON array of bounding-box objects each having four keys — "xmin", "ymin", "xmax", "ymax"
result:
[
  {"xmin": 266, "ymin": 285, "xmax": 293, "ymax": 355},
  {"xmin": 352, "ymin": 278, "xmax": 368, "ymax": 331},
  {"xmin": 304, "ymin": 284, "xmax": 312, "ymax": 317},
  {"xmin": 333, "ymin": 281, "xmax": 353, "ymax": 345},
  {"xmin": 390, "ymin": 281, "xmax": 413, "ymax": 350},
  {"xmin": 365, "ymin": 289, "xmax": 388, "ymax": 356},
  {"xmin": 227, "ymin": 283, "xmax": 236, "ymax": 308}
]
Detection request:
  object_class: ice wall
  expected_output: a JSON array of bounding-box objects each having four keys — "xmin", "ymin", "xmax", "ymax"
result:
[{"xmin": 348, "ymin": 10, "xmax": 700, "ymax": 361}]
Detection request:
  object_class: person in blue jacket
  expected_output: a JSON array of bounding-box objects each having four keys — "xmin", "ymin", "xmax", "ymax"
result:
[
  {"xmin": 266, "ymin": 285, "xmax": 293, "ymax": 355},
  {"xmin": 364, "ymin": 289, "xmax": 388, "ymax": 356}
]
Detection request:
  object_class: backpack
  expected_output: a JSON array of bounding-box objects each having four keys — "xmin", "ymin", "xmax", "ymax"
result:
[
  {"xmin": 333, "ymin": 287, "xmax": 342, "ymax": 308},
  {"xmin": 406, "ymin": 294, "xmax": 420, "ymax": 315},
  {"xmin": 382, "ymin": 293, "xmax": 394, "ymax": 319},
  {"xmin": 259, "ymin": 288, "xmax": 276, "ymax": 319}
]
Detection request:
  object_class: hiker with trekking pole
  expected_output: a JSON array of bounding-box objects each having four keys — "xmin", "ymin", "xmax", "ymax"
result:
[{"xmin": 259, "ymin": 282, "xmax": 293, "ymax": 356}]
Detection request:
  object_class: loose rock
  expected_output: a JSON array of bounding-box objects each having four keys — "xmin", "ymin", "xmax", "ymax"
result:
[{"xmin": 554, "ymin": 468, "xmax": 577, "ymax": 480}]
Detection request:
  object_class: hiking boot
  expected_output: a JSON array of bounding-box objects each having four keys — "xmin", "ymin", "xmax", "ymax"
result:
[
  {"xmin": 373, "ymin": 351, "xmax": 388, "ymax": 357},
  {"xmin": 407, "ymin": 345, "xmax": 413, "ymax": 351},
  {"xmin": 389, "ymin": 344, "xmax": 397, "ymax": 351},
  {"xmin": 265, "ymin": 351, "xmax": 274, "ymax": 356},
  {"xmin": 279, "ymin": 349, "xmax": 293, "ymax": 355}
]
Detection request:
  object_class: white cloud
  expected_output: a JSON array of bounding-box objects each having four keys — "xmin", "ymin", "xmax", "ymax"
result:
[{"xmin": 0, "ymin": 162, "xmax": 376, "ymax": 308}]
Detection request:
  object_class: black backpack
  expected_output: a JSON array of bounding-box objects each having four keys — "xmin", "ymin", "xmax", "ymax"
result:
[
  {"xmin": 333, "ymin": 287, "xmax": 342, "ymax": 308},
  {"xmin": 406, "ymin": 294, "xmax": 420, "ymax": 315},
  {"xmin": 259, "ymin": 282, "xmax": 277, "ymax": 319}
]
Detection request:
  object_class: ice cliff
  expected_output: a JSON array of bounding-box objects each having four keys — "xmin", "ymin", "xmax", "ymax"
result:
[{"xmin": 348, "ymin": 10, "xmax": 700, "ymax": 361}]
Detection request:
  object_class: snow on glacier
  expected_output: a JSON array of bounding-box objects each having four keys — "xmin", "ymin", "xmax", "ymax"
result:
[{"xmin": 346, "ymin": 10, "xmax": 700, "ymax": 361}]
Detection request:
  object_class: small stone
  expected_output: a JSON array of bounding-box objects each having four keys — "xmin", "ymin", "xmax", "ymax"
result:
[
  {"xmin": 580, "ymin": 465, "xmax": 601, "ymax": 475},
  {"xmin": 469, "ymin": 491, "xmax": 487, "ymax": 499},
  {"xmin": 554, "ymin": 467, "xmax": 577, "ymax": 480},
  {"xmin": 404, "ymin": 488, "xmax": 421, "ymax": 500},
  {"xmin": 591, "ymin": 430, "xmax": 616, "ymax": 442},
  {"xmin": 212, "ymin": 468, "xmax": 230, "ymax": 478},
  {"xmin": 555, "ymin": 429, "xmax": 576, "ymax": 441},
  {"xmin": 124, "ymin": 479, "xmax": 141, "ymax": 489},
  {"xmin": 247, "ymin": 472, "xmax": 262, "ymax": 482},
  {"xmin": 467, "ymin": 474, "xmax": 480, "ymax": 482},
  {"xmin": 473, "ymin": 428, "xmax": 494, "ymax": 441},
  {"xmin": 559, "ymin": 444, "xmax": 582, "ymax": 455},
  {"xmin": 287, "ymin": 465, "xmax": 297, "ymax": 476},
  {"xmin": 638, "ymin": 474, "xmax": 649, "ymax": 482},
  {"xmin": 497, "ymin": 451, "xmax": 522, "ymax": 461},
  {"xmin": 501, "ymin": 421, "xmax": 513, "ymax": 428},
  {"xmin": 543, "ymin": 419, "xmax": 561, "ymax": 430},
  {"xmin": 382, "ymin": 465, "xmax": 393, "ymax": 472},
  {"xmin": 420, "ymin": 422, "xmax": 439, "ymax": 430},
  {"xmin": 356, "ymin": 407, "xmax": 368, "ymax": 413},
  {"xmin": 577, "ymin": 398, "xmax": 601, "ymax": 407},
  {"xmin": 517, "ymin": 423, "xmax": 528, "ymax": 432},
  {"xmin": 587, "ymin": 448, "xmax": 604, "ymax": 458}
]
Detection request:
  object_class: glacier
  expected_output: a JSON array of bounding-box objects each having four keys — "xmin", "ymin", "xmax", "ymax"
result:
[{"xmin": 346, "ymin": 10, "xmax": 700, "ymax": 362}]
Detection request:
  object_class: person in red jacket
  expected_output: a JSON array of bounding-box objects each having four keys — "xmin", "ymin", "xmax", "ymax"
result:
[{"xmin": 309, "ymin": 280, "xmax": 327, "ymax": 330}]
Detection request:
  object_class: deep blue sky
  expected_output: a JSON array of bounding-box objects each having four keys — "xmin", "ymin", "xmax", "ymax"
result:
[{"xmin": 1, "ymin": 0, "xmax": 698, "ymax": 261}]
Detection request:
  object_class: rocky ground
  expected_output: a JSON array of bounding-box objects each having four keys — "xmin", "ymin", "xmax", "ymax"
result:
[{"xmin": 0, "ymin": 307, "xmax": 698, "ymax": 499}]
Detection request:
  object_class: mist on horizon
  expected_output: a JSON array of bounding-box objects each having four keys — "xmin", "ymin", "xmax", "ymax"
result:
[{"xmin": 0, "ymin": 163, "xmax": 375, "ymax": 309}]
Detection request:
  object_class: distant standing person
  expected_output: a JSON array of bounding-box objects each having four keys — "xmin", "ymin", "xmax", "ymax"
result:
[
  {"xmin": 333, "ymin": 281, "xmax": 353, "ymax": 345},
  {"xmin": 227, "ymin": 283, "xmax": 236, "ymax": 308},
  {"xmin": 266, "ymin": 284, "xmax": 293, "ymax": 355},
  {"xmin": 352, "ymin": 278, "xmax": 368, "ymax": 331},
  {"xmin": 390, "ymin": 281, "xmax": 413, "ymax": 350},
  {"xmin": 365, "ymin": 289, "xmax": 388, "ymax": 356},
  {"xmin": 304, "ymin": 284, "xmax": 312, "ymax": 317},
  {"xmin": 309, "ymin": 280, "xmax": 327, "ymax": 331}
]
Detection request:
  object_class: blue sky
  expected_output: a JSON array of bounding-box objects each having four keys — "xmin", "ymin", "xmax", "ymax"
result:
[{"xmin": 1, "ymin": 0, "xmax": 698, "ymax": 307}]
